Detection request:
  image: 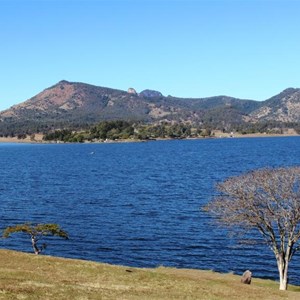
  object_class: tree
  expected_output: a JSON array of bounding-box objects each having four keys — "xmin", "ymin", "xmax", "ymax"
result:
[
  {"xmin": 204, "ymin": 167, "xmax": 300, "ymax": 290},
  {"xmin": 3, "ymin": 223, "xmax": 69, "ymax": 255},
  {"xmin": 17, "ymin": 133, "xmax": 27, "ymax": 139},
  {"xmin": 30, "ymin": 133, "xmax": 36, "ymax": 141}
]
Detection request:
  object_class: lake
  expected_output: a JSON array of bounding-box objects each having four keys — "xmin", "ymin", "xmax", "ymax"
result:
[{"xmin": 1, "ymin": 137, "xmax": 300, "ymax": 284}]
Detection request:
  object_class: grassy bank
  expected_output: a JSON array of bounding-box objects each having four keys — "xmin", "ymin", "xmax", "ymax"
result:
[{"xmin": 0, "ymin": 250, "xmax": 299, "ymax": 299}]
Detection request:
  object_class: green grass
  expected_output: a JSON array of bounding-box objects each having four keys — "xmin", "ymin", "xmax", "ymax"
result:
[{"xmin": 0, "ymin": 249, "xmax": 299, "ymax": 299}]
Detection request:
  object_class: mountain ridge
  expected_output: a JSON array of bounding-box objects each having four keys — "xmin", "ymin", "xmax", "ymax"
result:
[{"xmin": 0, "ymin": 80, "xmax": 299, "ymax": 135}]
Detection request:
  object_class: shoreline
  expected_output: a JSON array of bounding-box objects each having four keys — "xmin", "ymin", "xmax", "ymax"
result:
[
  {"xmin": 0, "ymin": 132, "xmax": 299, "ymax": 144},
  {"xmin": 0, "ymin": 249, "xmax": 300, "ymax": 299}
]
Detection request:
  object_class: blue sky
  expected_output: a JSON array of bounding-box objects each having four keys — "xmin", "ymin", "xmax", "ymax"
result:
[{"xmin": 0, "ymin": 0, "xmax": 299, "ymax": 110}]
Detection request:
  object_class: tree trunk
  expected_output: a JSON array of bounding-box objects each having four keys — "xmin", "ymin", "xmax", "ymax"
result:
[
  {"xmin": 277, "ymin": 254, "xmax": 288, "ymax": 290},
  {"xmin": 31, "ymin": 236, "xmax": 40, "ymax": 255}
]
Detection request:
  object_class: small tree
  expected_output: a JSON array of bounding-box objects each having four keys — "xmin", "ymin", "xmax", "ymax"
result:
[
  {"xmin": 3, "ymin": 223, "xmax": 69, "ymax": 255},
  {"xmin": 204, "ymin": 167, "xmax": 300, "ymax": 290}
]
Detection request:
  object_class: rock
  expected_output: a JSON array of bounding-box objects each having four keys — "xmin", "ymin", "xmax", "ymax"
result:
[
  {"xmin": 241, "ymin": 270, "xmax": 252, "ymax": 284},
  {"xmin": 127, "ymin": 88, "xmax": 137, "ymax": 95},
  {"xmin": 139, "ymin": 89, "xmax": 163, "ymax": 98}
]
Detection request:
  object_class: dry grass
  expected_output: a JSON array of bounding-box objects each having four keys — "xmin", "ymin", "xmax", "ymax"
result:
[
  {"xmin": 0, "ymin": 134, "xmax": 44, "ymax": 144},
  {"xmin": 0, "ymin": 250, "xmax": 299, "ymax": 299}
]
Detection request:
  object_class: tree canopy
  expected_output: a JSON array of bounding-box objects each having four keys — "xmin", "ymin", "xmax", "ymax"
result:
[{"xmin": 3, "ymin": 223, "xmax": 69, "ymax": 255}]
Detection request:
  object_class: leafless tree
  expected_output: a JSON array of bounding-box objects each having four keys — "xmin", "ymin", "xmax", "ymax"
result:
[{"xmin": 204, "ymin": 166, "xmax": 300, "ymax": 290}]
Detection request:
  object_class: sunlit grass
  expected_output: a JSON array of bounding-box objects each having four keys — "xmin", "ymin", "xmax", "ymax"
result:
[{"xmin": 0, "ymin": 250, "xmax": 299, "ymax": 299}]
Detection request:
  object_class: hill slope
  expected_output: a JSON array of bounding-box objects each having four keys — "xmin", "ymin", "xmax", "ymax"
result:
[
  {"xmin": 0, "ymin": 250, "xmax": 299, "ymax": 299},
  {"xmin": 0, "ymin": 80, "xmax": 299, "ymax": 135},
  {"xmin": 249, "ymin": 88, "xmax": 300, "ymax": 123}
]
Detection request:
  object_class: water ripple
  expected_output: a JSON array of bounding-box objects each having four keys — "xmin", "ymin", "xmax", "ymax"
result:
[{"xmin": 1, "ymin": 138, "xmax": 300, "ymax": 284}]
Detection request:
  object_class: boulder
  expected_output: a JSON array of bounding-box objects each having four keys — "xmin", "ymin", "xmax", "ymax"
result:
[{"xmin": 241, "ymin": 270, "xmax": 252, "ymax": 284}]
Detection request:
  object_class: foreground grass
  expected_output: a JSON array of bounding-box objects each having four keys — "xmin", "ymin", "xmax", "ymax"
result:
[{"xmin": 0, "ymin": 250, "xmax": 299, "ymax": 299}]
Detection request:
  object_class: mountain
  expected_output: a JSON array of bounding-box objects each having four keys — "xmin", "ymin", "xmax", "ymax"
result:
[
  {"xmin": 0, "ymin": 80, "xmax": 299, "ymax": 135},
  {"xmin": 249, "ymin": 88, "xmax": 300, "ymax": 123}
]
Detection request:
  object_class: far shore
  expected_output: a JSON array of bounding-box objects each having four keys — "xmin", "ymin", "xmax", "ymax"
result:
[
  {"xmin": 0, "ymin": 134, "xmax": 44, "ymax": 144},
  {"xmin": 0, "ymin": 132, "xmax": 299, "ymax": 144}
]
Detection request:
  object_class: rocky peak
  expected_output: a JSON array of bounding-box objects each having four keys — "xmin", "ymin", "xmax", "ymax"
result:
[
  {"xmin": 139, "ymin": 89, "xmax": 163, "ymax": 98},
  {"xmin": 58, "ymin": 80, "xmax": 70, "ymax": 84},
  {"xmin": 127, "ymin": 88, "xmax": 137, "ymax": 95}
]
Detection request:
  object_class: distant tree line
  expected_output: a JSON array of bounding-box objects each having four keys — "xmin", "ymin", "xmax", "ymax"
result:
[
  {"xmin": 0, "ymin": 119, "xmax": 90, "ymax": 139},
  {"xmin": 42, "ymin": 121, "xmax": 212, "ymax": 142},
  {"xmin": 235, "ymin": 121, "xmax": 300, "ymax": 135},
  {"xmin": 1, "ymin": 118, "xmax": 300, "ymax": 141},
  {"xmin": 40, "ymin": 120, "xmax": 300, "ymax": 143}
]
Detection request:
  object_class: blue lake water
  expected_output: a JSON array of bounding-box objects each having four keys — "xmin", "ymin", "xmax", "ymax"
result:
[{"xmin": 1, "ymin": 137, "xmax": 300, "ymax": 284}]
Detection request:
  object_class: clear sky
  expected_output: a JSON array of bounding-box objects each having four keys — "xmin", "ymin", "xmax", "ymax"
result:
[{"xmin": 0, "ymin": 0, "xmax": 299, "ymax": 111}]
